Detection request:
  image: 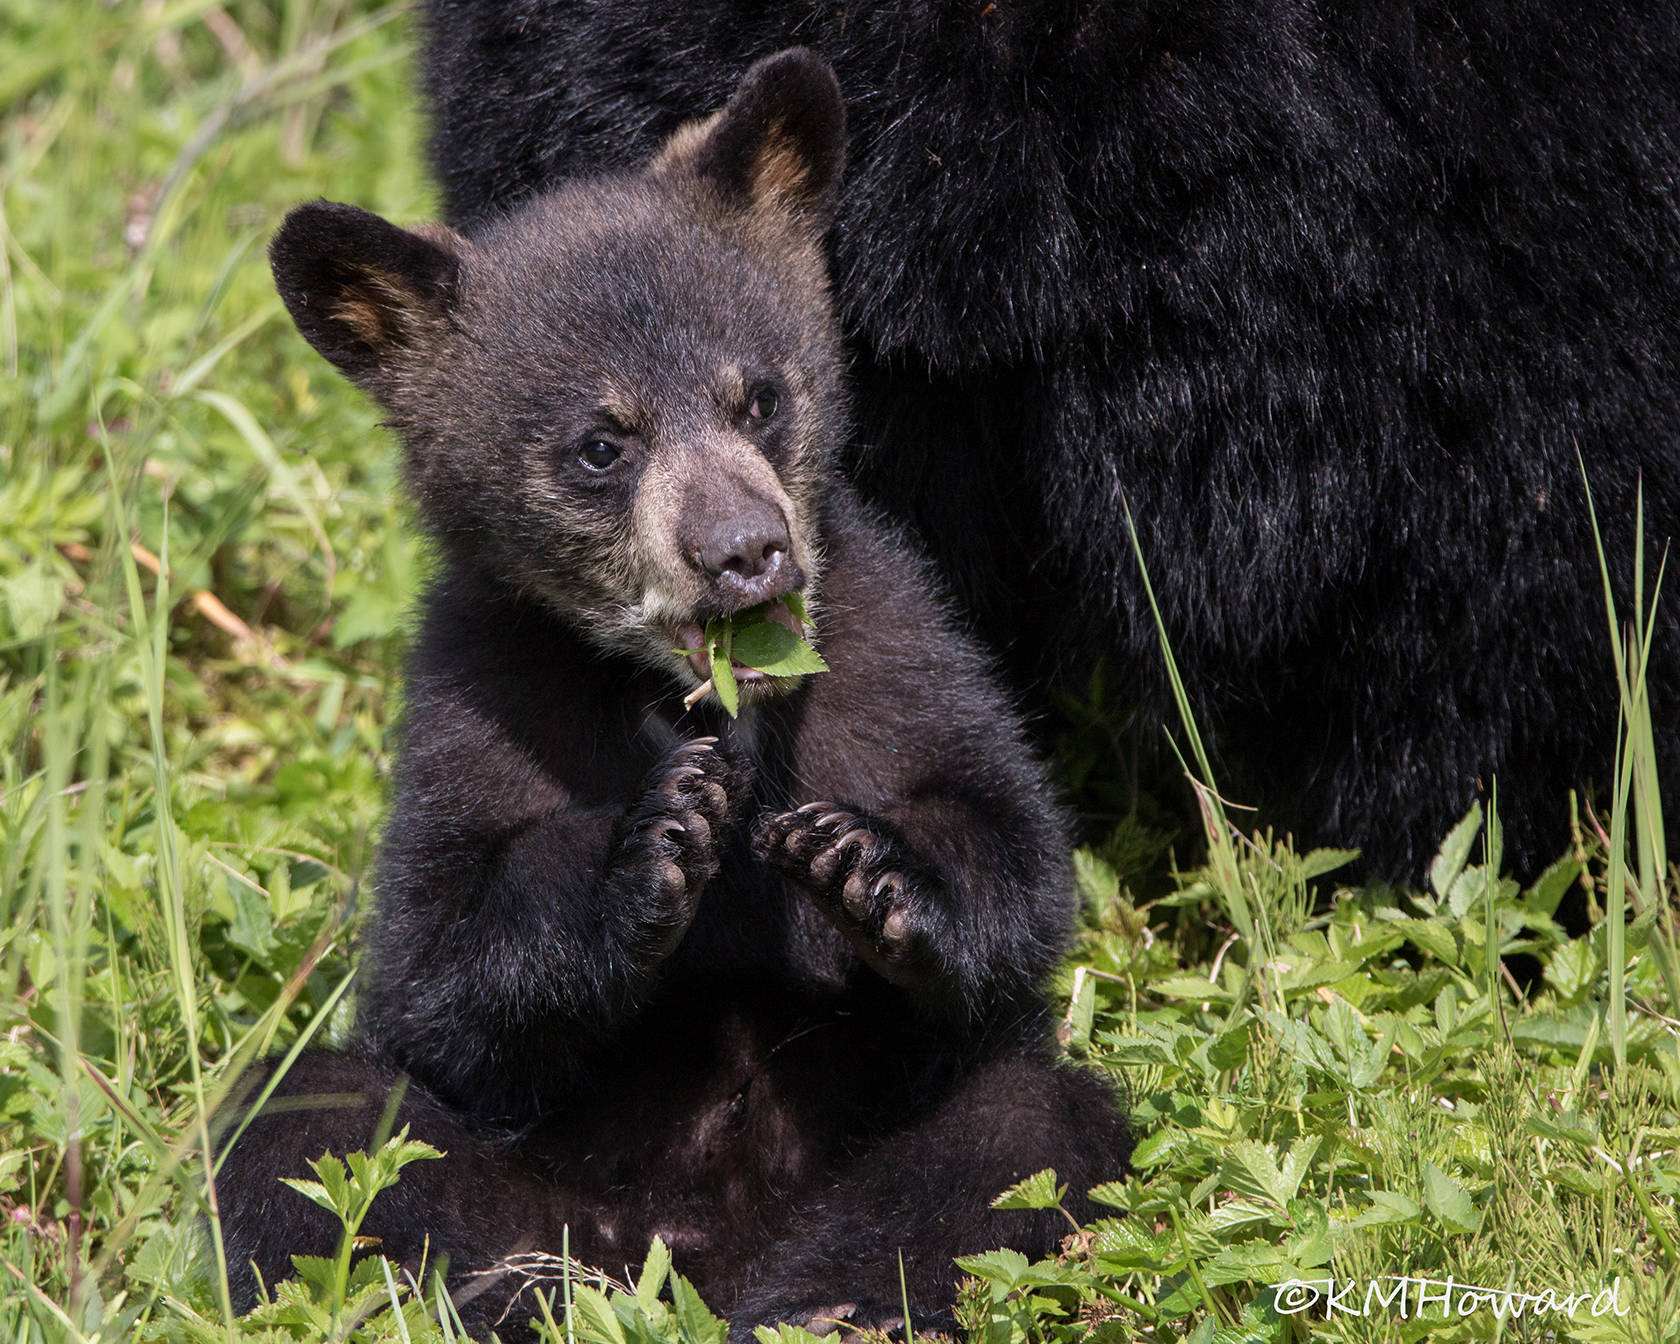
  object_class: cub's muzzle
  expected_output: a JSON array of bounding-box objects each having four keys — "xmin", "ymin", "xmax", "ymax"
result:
[{"xmin": 689, "ymin": 507, "xmax": 800, "ymax": 611}]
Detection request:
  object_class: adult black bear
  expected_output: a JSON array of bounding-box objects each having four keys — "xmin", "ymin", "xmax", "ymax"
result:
[
  {"xmin": 218, "ymin": 50, "xmax": 1128, "ymax": 1341},
  {"xmin": 419, "ymin": 0, "xmax": 1680, "ymax": 877}
]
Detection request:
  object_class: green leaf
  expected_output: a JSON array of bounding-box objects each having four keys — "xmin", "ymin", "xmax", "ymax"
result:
[
  {"xmin": 1151, "ymin": 975, "xmax": 1232, "ymax": 1002},
  {"xmin": 1525, "ymin": 856, "xmax": 1583, "ymax": 919},
  {"xmin": 705, "ymin": 622, "xmax": 740, "ymax": 717},
  {"xmin": 754, "ymin": 1327, "xmax": 832, "ymax": 1344},
  {"xmin": 1525, "ymin": 1112, "xmax": 1599, "ymax": 1148},
  {"xmin": 1351, "ymin": 1189, "xmax": 1422, "ymax": 1227},
  {"xmin": 953, "ymin": 1248, "xmax": 1032, "ymax": 1290},
  {"xmin": 1546, "ymin": 934, "xmax": 1598, "ymax": 1001},
  {"xmin": 637, "ymin": 1235, "xmax": 672, "ymax": 1310},
  {"xmin": 1421, "ymin": 1161, "xmax": 1482, "ymax": 1233},
  {"xmin": 1395, "ymin": 917, "xmax": 1459, "ymax": 966},
  {"xmin": 573, "ymin": 1283, "xmax": 629, "ymax": 1344},
  {"xmin": 671, "ymin": 1273, "xmax": 728, "ymax": 1344},
  {"xmin": 1129, "ymin": 1127, "xmax": 1188, "ymax": 1169},
  {"xmin": 728, "ymin": 620, "xmax": 828, "ymax": 676},
  {"xmin": 1204, "ymin": 1020, "xmax": 1254, "ymax": 1073},
  {"xmin": 1299, "ymin": 847, "xmax": 1360, "ymax": 880},
  {"xmin": 1430, "ymin": 804, "xmax": 1483, "ymax": 902},
  {"xmin": 991, "ymin": 1168, "xmax": 1066, "ymax": 1210},
  {"xmin": 1085, "ymin": 1180, "xmax": 1135, "ymax": 1210}
]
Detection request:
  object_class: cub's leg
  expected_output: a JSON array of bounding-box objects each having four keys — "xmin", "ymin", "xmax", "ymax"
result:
[{"xmin": 719, "ymin": 1051, "xmax": 1129, "ymax": 1338}]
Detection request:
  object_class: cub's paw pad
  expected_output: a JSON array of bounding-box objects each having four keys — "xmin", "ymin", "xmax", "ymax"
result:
[{"xmin": 754, "ymin": 804, "xmax": 924, "ymax": 958}]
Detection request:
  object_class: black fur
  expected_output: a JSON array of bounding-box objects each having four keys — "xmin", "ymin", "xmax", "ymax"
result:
[
  {"xmin": 418, "ymin": 0, "xmax": 1680, "ymax": 877},
  {"xmin": 221, "ymin": 51, "xmax": 1129, "ymax": 1340}
]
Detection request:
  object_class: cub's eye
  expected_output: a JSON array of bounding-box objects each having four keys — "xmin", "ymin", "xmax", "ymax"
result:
[
  {"xmin": 579, "ymin": 440, "xmax": 622, "ymax": 471},
  {"xmin": 747, "ymin": 386, "xmax": 778, "ymax": 422}
]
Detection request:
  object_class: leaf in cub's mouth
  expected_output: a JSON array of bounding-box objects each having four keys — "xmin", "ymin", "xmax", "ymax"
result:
[{"xmin": 677, "ymin": 592, "xmax": 828, "ymax": 715}]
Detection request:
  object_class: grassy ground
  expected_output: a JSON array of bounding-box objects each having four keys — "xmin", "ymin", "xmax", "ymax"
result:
[{"xmin": 3, "ymin": 3, "xmax": 1678, "ymax": 1341}]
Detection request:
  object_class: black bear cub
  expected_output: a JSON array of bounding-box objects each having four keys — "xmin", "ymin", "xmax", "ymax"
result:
[{"xmin": 218, "ymin": 49, "xmax": 1128, "ymax": 1340}]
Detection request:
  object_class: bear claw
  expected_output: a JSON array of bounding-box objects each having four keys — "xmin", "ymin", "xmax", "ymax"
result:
[
  {"xmin": 754, "ymin": 804, "xmax": 929, "ymax": 970},
  {"xmin": 618, "ymin": 737, "xmax": 738, "ymax": 942}
]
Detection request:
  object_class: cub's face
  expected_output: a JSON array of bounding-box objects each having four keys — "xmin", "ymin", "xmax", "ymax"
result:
[{"xmin": 270, "ymin": 50, "xmax": 846, "ymax": 691}]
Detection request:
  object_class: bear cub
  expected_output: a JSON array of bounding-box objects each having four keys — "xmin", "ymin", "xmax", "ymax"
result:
[{"xmin": 218, "ymin": 50, "xmax": 1129, "ymax": 1340}]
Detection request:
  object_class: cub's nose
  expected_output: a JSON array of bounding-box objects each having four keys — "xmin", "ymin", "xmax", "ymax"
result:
[{"xmin": 694, "ymin": 511, "xmax": 795, "ymax": 607}]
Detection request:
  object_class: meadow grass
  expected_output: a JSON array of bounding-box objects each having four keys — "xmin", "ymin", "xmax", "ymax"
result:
[{"xmin": 2, "ymin": 4, "xmax": 1677, "ymax": 1341}]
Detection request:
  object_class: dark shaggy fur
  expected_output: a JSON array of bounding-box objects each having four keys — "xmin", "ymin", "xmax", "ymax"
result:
[
  {"xmin": 218, "ymin": 51, "xmax": 1129, "ymax": 1341},
  {"xmin": 419, "ymin": 0, "xmax": 1680, "ymax": 877}
]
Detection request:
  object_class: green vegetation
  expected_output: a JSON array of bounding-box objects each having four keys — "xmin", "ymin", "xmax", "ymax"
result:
[{"xmin": 2, "ymin": 4, "xmax": 1676, "ymax": 1341}]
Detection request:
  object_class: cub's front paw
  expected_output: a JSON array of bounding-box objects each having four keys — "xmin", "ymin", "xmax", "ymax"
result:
[
  {"xmin": 620, "ymin": 737, "xmax": 738, "ymax": 945},
  {"xmin": 754, "ymin": 804, "xmax": 932, "ymax": 974}
]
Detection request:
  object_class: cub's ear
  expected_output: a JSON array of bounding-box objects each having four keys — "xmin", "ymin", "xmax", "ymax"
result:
[
  {"xmin": 269, "ymin": 200, "xmax": 464, "ymax": 387},
  {"xmin": 657, "ymin": 47, "xmax": 845, "ymax": 233}
]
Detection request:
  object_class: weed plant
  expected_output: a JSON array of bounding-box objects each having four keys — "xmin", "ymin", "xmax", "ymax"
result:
[{"xmin": 2, "ymin": 4, "xmax": 1676, "ymax": 1342}]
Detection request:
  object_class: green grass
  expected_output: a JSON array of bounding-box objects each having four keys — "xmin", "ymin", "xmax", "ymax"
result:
[{"xmin": 2, "ymin": 4, "xmax": 1678, "ymax": 1342}]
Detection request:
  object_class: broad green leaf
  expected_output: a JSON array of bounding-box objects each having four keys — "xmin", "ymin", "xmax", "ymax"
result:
[
  {"xmin": 1351, "ymin": 1189, "xmax": 1422, "ymax": 1227},
  {"xmin": 1151, "ymin": 975, "xmax": 1231, "ymax": 1002},
  {"xmin": 954, "ymin": 1248, "xmax": 1032, "ymax": 1290},
  {"xmin": 706, "ymin": 624, "xmax": 740, "ymax": 716},
  {"xmin": 1395, "ymin": 917, "xmax": 1458, "ymax": 966},
  {"xmin": 991, "ymin": 1168, "xmax": 1066, "ymax": 1210},
  {"xmin": 1430, "ymin": 803, "xmax": 1482, "ymax": 902},
  {"xmin": 573, "ymin": 1283, "xmax": 629, "ymax": 1344},
  {"xmin": 1299, "ymin": 847, "xmax": 1360, "ymax": 880},
  {"xmin": 671, "ymin": 1272, "xmax": 728, "ymax": 1344},
  {"xmin": 1525, "ymin": 1112, "xmax": 1599, "ymax": 1148},
  {"xmin": 637, "ymin": 1235, "xmax": 672, "ymax": 1309},
  {"xmin": 728, "ymin": 620, "xmax": 827, "ymax": 676},
  {"xmin": 754, "ymin": 1326, "xmax": 832, "ymax": 1344},
  {"xmin": 1219, "ymin": 1142, "xmax": 1286, "ymax": 1205},
  {"xmin": 1129, "ymin": 1127, "xmax": 1189, "ymax": 1169},
  {"xmin": 1525, "ymin": 855, "xmax": 1583, "ymax": 919},
  {"xmin": 1421, "ymin": 1161, "xmax": 1482, "ymax": 1233}
]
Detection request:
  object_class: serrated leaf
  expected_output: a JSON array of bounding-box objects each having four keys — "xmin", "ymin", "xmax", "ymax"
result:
[
  {"xmin": 1395, "ymin": 917, "xmax": 1458, "ymax": 966},
  {"xmin": 1278, "ymin": 960, "xmax": 1360, "ymax": 993},
  {"xmin": 287, "ymin": 1253, "xmax": 340, "ymax": 1296},
  {"xmin": 573, "ymin": 1283, "xmax": 628, "ymax": 1344},
  {"xmin": 1085, "ymin": 1180, "xmax": 1135, "ymax": 1209},
  {"xmin": 953, "ymin": 1248, "xmax": 1032, "ymax": 1290},
  {"xmin": 1351, "ymin": 1189, "xmax": 1422, "ymax": 1227},
  {"xmin": 1525, "ymin": 856, "xmax": 1583, "ymax": 919},
  {"xmin": 637, "ymin": 1235, "xmax": 672, "ymax": 1309},
  {"xmin": 1299, "ymin": 847, "xmax": 1360, "ymax": 880},
  {"xmin": 1220, "ymin": 1142, "xmax": 1286, "ymax": 1205},
  {"xmin": 1421, "ymin": 1161, "xmax": 1482, "ymax": 1233},
  {"xmin": 1546, "ymin": 935, "xmax": 1597, "ymax": 1001},
  {"xmin": 728, "ymin": 621, "xmax": 828, "ymax": 676},
  {"xmin": 279, "ymin": 1177, "xmax": 337, "ymax": 1216},
  {"xmin": 1204, "ymin": 1198, "xmax": 1278, "ymax": 1233},
  {"xmin": 1430, "ymin": 804, "xmax": 1482, "ymax": 902},
  {"xmin": 1203, "ymin": 1240, "xmax": 1292, "ymax": 1285},
  {"xmin": 1129, "ymin": 1126, "xmax": 1187, "ymax": 1169},
  {"xmin": 1525, "ymin": 1112, "xmax": 1599, "ymax": 1148},
  {"xmin": 1204, "ymin": 1020, "xmax": 1253, "ymax": 1072},
  {"xmin": 1151, "ymin": 975, "xmax": 1231, "ymax": 1002},
  {"xmin": 671, "ymin": 1272, "xmax": 728, "ymax": 1344},
  {"xmin": 754, "ymin": 1326, "xmax": 831, "ymax": 1344},
  {"xmin": 708, "ymin": 626, "xmax": 739, "ymax": 716},
  {"xmin": 991, "ymin": 1168, "xmax": 1066, "ymax": 1210},
  {"xmin": 1073, "ymin": 849, "xmax": 1120, "ymax": 911},
  {"xmin": 1092, "ymin": 1034, "xmax": 1176, "ymax": 1066}
]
